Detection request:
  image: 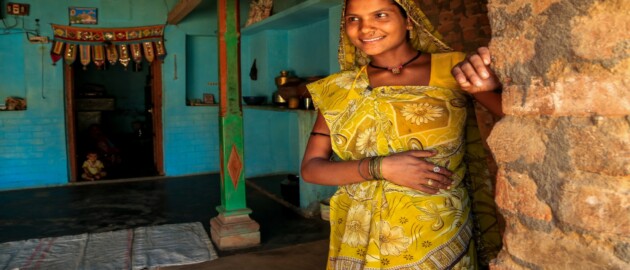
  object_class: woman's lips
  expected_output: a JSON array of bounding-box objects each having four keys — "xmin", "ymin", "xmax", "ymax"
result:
[{"xmin": 361, "ymin": 36, "xmax": 385, "ymax": 43}]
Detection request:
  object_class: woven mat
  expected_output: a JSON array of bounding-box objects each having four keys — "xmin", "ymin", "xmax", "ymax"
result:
[{"xmin": 0, "ymin": 222, "xmax": 218, "ymax": 270}]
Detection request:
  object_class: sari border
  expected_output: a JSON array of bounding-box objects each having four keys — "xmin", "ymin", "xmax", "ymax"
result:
[{"xmin": 329, "ymin": 213, "xmax": 473, "ymax": 270}]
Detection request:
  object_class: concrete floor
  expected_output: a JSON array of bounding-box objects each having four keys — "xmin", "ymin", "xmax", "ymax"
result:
[{"xmin": 0, "ymin": 174, "xmax": 330, "ymax": 269}]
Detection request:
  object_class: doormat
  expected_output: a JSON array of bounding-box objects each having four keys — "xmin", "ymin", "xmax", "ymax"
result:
[{"xmin": 0, "ymin": 222, "xmax": 218, "ymax": 269}]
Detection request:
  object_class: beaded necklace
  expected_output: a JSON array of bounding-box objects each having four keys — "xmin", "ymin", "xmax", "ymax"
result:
[{"xmin": 368, "ymin": 51, "xmax": 421, "ymax": 74}]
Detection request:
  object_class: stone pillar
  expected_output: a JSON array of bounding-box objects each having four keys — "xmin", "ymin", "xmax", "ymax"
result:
[
  {"xmin": 211, "ymin": 0, "xmax": 260, "ymax": 250},
  {"xmin": 486, "ymin": 0, "xmax": 629, "ymax": 269}
]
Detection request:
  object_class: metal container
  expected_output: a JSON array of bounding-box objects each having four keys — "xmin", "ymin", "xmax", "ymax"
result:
[
  {"xmin": 287, "ymin": 97, "xmax": 300, "ymax": 109},
  {"xmin": 272, "ymin": 91, "xmax": 286, "ymax": 105},
  {"xmin": 302, "ymin": 97, "xmax": 313, "ymax": 110}
]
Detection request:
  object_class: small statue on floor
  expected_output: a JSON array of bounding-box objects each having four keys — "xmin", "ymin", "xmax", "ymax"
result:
[{"xmin": 81, "ymin": 151, "xmax": 107, "ymax": 181}]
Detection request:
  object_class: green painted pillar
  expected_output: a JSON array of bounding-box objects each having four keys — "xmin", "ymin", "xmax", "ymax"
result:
[{"xmin": 210, "ymin": 0, "xmax": 260, "ymax": 250}]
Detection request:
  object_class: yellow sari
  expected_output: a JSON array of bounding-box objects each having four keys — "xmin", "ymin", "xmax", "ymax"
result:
[{"xmin": 310, "ymin": 52, "xmax": 487, "ymax": 269}]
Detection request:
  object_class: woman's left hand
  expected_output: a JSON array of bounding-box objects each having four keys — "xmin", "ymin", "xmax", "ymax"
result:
[{"xmin": 451, "ymin": 47, "xmax": 502, "ymax": 94}]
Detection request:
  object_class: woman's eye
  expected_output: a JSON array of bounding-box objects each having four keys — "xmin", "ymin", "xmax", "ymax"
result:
[
  {"xmin": 346, "ymin": 17, "xmax": 359, "ymax": 23},
  {"xmin": 376, "ymin": 13, "xmax": 388, "ymax": 19}
]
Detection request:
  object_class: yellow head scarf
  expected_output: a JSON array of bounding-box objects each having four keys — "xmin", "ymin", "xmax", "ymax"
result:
[{"xmin": 338, "ymin": 0, "xmax": 453, "ymax": 71}]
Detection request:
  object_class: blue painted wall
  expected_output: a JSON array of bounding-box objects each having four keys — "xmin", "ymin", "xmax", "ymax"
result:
[
  {"xmin": 0, "ymin": 0, "xmax": 339, "ymax": 191},
  {"xmin": 185, "ymin": 35, "xmax": 219, "ymax": 104},
  {"xmin": 0, "ymin": 33, "xmax": 26, "ymax": 99},
  {"xmin": 0, "ymin": 0, "xmax": 71, "ymax": 189},
  {"xmin": 243, "ymin": 108, "xmax": 299, "ymax": 176}
]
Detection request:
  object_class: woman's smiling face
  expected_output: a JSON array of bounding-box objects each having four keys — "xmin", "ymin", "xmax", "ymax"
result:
[{"xmin": 344, "ymin": 0, "xmax": 411, "ymax": 57}]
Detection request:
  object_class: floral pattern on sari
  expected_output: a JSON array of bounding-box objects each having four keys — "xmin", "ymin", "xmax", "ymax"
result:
[{"xmin": 308, "ymin": 52, "xmax": 501, "ymax": 269}]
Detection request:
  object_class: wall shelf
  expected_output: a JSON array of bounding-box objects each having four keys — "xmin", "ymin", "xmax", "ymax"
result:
[
  {"xmin": 244, "ymin": 105, "xmax": 315, "ymax": 112},
  {"xmin": 241, "ymin": 0, "xmax": 338, "ymax": 35}
]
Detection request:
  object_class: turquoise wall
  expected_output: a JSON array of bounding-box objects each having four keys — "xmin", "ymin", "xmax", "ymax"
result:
[
  {"xmin": 243, "ymin": 108, "xmax": 299, "ymax": 176},
  {"xmin": 185, "ymin": 35, "xmax": 219, "ymax": 104},
  {"xmin": 0, "ymin": 0, "xmax": 80, "ymax": 189},
  {"xmin": 241, "ymin": 31, "xmax": 288, "ymax": 98},
  {"xmin": 0, "ymin": 33, "xmax": 26, "ymax": 99}
]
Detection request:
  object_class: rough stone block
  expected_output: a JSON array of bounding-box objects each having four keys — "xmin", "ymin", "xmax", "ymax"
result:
[
  {"xmin": 566, "ymin": 117, "xmax": 630, "ymax": 176},
  {"xmin": 502, "ymin": 219, "xmax": 627, "ymax": 269},
  {"xmin": 501, "ymin": 76, "xmax": 630, "ymax": 116},
  {"xmin": 495, "ymin": 169, "xmax": 552, "ymax": 222},
  {"xmin": 557, "ymin": 183, "xmax": 630, "ymax": 236},
  {"xmin": 571, "ymin": 0, "xmax": 629, "ymax": 60},
  {"xmin": 487, "ymin": 117, "xmax": 547, "ymax": 164},
  {"xmin": 490, "ymin": 35, "xmax": 535, "ymax": 70}
]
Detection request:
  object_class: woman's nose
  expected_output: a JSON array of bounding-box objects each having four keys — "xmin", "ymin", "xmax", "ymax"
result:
[{"xmin": 359, "ymin": 20, "xmax": 375, "ymax": 34}]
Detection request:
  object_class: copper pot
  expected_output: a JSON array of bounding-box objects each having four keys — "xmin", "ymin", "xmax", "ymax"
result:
[{"xmin": 288, "ymin": 97, "xmax": 300, "ymax": 109}]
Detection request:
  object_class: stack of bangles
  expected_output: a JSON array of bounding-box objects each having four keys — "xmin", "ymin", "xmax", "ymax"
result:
[{"xmin": 358, "ymin": 156, "xmax": 385, "ymax": 181}]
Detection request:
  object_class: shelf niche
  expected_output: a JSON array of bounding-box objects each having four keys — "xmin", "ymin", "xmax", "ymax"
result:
[
  {"xmin": 241, "ymin": 0, "xmax": 339, "ymax": 36},
  {"xmin": 240, "ymin": 0, "xmax": 340, "ymax": 99}
]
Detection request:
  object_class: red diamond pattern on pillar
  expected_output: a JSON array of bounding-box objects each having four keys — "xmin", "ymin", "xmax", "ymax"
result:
[{"xmin": 227, "ymin": 144, "xmax": 242, "ymax": 189}]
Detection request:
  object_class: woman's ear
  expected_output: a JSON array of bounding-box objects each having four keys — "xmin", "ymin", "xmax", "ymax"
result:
[{"xmin": 406, "ymin": 18, "xmax": 413, "ymax": 30}]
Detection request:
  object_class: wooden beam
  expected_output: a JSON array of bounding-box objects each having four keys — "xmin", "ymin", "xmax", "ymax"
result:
[{"xmin": 167, "ymin": 0, "xmax": 202, "ymax": 25}]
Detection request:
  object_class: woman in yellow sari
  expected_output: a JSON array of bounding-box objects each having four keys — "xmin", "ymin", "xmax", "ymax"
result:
[{"xmin": 302, "ymin": 0, "xmax": 503, "ymax": 269}]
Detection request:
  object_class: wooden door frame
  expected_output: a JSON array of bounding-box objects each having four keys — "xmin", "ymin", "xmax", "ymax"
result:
[{"xmin": 64, "ymin": 62, "xmax": 164, "ymax": 182}]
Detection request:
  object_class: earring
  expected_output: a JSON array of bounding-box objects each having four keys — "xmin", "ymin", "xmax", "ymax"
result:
[{"xmin": 408, "ymin": 27, "xmax": 416, "ymax": 40}]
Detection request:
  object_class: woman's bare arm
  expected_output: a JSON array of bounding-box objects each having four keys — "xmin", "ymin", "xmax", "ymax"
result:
[
  {"xmin": 301, "ymin": 112, "xmax": 454, "ymax": 194},
  {"xmin": 301, "ymin": 112, "xmax": 367, "ymax": 186}
]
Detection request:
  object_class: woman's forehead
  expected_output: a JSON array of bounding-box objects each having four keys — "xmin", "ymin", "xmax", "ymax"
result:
[{"xmin": 345, "ymin": 0, "xmax": 401, "ymax": 14}]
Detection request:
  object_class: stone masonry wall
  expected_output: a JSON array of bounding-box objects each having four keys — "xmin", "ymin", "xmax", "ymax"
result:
[{"xmin": 486, "ymin": 0, "xmax": 629, "ymax": 269}]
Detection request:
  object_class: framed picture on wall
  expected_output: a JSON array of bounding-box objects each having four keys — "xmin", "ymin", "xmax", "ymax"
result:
[{"xmin": 69, "ymin": 7, "xmax": 98, "ymax": 25}]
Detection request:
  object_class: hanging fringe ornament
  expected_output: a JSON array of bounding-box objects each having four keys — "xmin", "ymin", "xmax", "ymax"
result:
[
  {"xmin": 106, "ymin": 42, "xmax": 118, "ymax": 65},
  {"xmin": 155, "ymin": 39, "xmax": 167, "ymax": 62},
  {"xmin": 131, "ymin": 43, "xmax": 143, "ymax": 72},
  {"xmin": 64, "ymin": 43, "xmax": 77, "ymax": 65},
  {"xmin": 92, "ymin": 45, "xmax": 105, "ymax": 69},
  {"xmin": 50, "ymin": 40, "xmax": 64, "ymax": 65},
  {"xmin": 142, "ymin": 42, "xmax": 155, "ymax": 63},
  {"xmin": 79, "ymin": 45, "xmax": 91, "ymax": 70},
  {"xmin": 51, "ymin": 24, "xmax": 167, "ymax": 68},
  {"xmin": 118, "ymin": 44, "xmax": 131, "ymax": 70},
  {"xmin": 131, "ymin": 43, "xmax": 142, "ymax": 62}
]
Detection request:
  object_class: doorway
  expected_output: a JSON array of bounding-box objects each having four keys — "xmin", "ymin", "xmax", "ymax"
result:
[{"xmin": 64, "ymin": 61, "xmax": 164, "ymax": 182}]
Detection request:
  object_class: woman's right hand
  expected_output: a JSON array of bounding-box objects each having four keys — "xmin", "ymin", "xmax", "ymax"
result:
[{"xmin": 381, "ymin": 150, "xmax": 453, "ymax": 194}]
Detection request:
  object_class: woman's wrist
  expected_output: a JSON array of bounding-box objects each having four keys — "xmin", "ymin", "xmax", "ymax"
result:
[
  {"xmin": 358, "ymin": 157, "xmax": 371, "ymax": 180},
  {"xmin": 368, "ymin": 156, "xmax": 385, "ymax": 180}
]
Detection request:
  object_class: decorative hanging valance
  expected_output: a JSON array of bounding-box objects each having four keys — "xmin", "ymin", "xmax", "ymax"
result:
[{"xmin": 50, "ymin": 24, "xmax": 167, "ymax": 70}]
